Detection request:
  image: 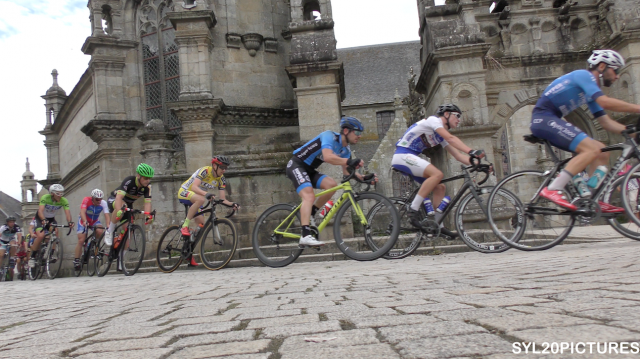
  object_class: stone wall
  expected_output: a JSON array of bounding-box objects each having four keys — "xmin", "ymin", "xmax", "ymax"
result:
[{"xmin": 58, "ymin": 95, "xmax": 98, "ymax": 178}]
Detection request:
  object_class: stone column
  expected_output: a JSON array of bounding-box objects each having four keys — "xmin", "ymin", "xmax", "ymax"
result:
[
  {"xmin": 138, "ymin": 119, "xmax": 177, "ymax": 176},
  {"xmin": 167, "ymin": 10, "xmax": 217, "ymax": 101},
  {"xmin": 81, "ymin": 37, "xmax": 137, "ymax": 121},
  {"xmin": 169, "ymin": 99, "xmax": 223, "ymax": 173}
]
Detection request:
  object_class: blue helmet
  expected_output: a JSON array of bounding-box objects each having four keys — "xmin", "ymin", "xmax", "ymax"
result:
[{"xmin": 340, "ymin": 116, "xmax": 364, "ymax": 131}]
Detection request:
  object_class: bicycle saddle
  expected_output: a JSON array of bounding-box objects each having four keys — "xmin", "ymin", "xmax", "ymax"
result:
[{"xmin": 523, "ymin": 134, "xmax": 547, "ymax": 144}]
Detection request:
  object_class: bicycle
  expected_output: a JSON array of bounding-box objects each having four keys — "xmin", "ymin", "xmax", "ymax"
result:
[
  {"xmin": 156, "ymin": 199, "xmax": 238, "ymax": 273},
  {"xmin": 370, "ymin": 157, "xmax": 516, "ymax": 259},
  {"xmin": 0, "ymin": 245, "xmax": 15, "ymax": 282},
  {"xmin": 16, "ymin": 243, "xmax": 28, "ymax": 280},
  {"xmin": 252, "ymin": 168, "xmax": 400, "ymax": 268},
  {"xmin": 29, "ymin": 223, "xmax": 73, "ymax": 280},
  {"xmin": 94, "ymin": 208, "xmax": 155, "ymax": 277},
  {"xmin": 74, "ymin": 225, "xmax": 103, "ymax": 277},
  {"xmin": 487, "ymin": 125, "xmax": 640, "ymax": 251}
]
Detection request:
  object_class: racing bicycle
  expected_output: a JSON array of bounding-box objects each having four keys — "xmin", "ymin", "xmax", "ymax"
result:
[{"xmin": 29, "ymin": 223, "xmax": 73, "ymax": 280}]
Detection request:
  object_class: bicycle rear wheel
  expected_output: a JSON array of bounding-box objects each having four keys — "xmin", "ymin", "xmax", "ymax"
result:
[
  {"xmin": 488, "ymin": 170, "xmax": 575, "ymax": 251},
  {"xmin": 121, "ymin": 225, "xmax": 146, "ymax": 276},
  {"xmin": 455, "ymin": 186, "xmax": 514, "ymax": 254},
  {"xmin": 252, "ymin": 204, "xmax": 303, "ymax": 268},
  {"xmin": 201, "ymin": 218, "xmax": 238, "ymax": 270},
  {"xmin": 334, "ymin": 192, "xmax": 400, "ymax": 261},
  {"xmin": 156, "ymin": 225, "xmax": 185, "ymax": 273},
  {"xmin": 376, "ymin": 197, "xmax": 424, "ymax": 259},
  {"xmin": 46, "ymin": 238, "xmax": 63, "ymax": 279},
  {"xmin": 95, "ymin": 237, "xmax": 112, "ymax": 277}
]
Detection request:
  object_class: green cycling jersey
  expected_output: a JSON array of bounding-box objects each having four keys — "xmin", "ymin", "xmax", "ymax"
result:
[{"xmin": 38, "ymin": 194, "xmax": 70, "ymax": 219}]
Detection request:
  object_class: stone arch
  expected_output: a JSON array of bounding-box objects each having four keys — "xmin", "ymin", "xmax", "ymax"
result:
[
  {"xmin": 570, "ymin": 17, "xmax": 592, "ymax": 50},
  {"xmin": 490, "ymin": 87, "xmax": 539, "ymax": 128},
  {"xmin": 302, "ymin": 0, "xmax": 321, "ymax": 20},
  {"xmin": 449, "ymin": 83, "xmax": 482, "ymax": 126},
  {"xmin": 615, "ymin": 72, "xmax": 633, "ymax": 103}
]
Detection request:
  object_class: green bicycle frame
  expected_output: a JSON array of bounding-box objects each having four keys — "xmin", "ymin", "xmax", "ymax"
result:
[{"xmin": 273, "ymin": 181, "xmax": 369, "ymax": 239}]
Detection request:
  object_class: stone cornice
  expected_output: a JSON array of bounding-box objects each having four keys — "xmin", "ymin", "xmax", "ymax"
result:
[
  {"xmin": 217, "ymin": 106, "xmax": 298, "ymax": 127},
  {"xmin": 450, "ymin": 124, "xmax": 502, "ymax": 138},
  {"xmin": 167, "ymin": 10, "xmax": 217, "ymax": 29},
  {"xmin": 81, "ymin": 120, "xmax": 144, "ymax": 144},
  {"xmin": 285, "ymin": 62, "xmax": 345, "ymax": 101},
  {"xmin": 474, "ymin": 4, "xmax": 597, "ymax": 22},
  {"xmin": 168, "ymin": 98, "xmax": 225, "ymax": 113},
  {"xmin": 492, "ymin": 51, "xmax": 591, "ymax": 68},
  {"xmin": 605, "ymin": 29, "xmax": 640, "ymax": 50},
  {"xmin": 288, "ymin": 19, "xmax": 334, "ymax": 34},
  {"xmin": 81, "ymin": 36, "xmax": 138, "ymax": 55}
]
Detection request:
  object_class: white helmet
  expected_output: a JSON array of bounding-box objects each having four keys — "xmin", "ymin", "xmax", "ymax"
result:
[
  {"xmin": 91, "ymin": 189, "xmax": 104, "ymax": 199},
  {"xmin": 50, "ymin": 184, "xmax": 64, "ymax": 196},
  {"xmin": 588, "ymin": 49, "xmax": 625, "ymax": 70}
]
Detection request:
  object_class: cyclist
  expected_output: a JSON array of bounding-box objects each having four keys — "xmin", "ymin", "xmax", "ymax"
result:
[
  {"xmin": 29, "ymin": 184, "xmax": 73, "ymax": 268},
  {"xmin": 286, "ymin": 116, "xmax": 375, "ymax": 247},
  {"xmin": 392, "ymin": 103, "xmax": 485, "ymax": 237},
  {"xmin": 531, "ymin": 49, "xmax": 640, "ymax": 211},
  {"xmin": 74, "ymin": 189, "xmax": 111, "ymax": 271},
  {"xmin": 104, "ymin": 164, "xmax": 155, "ymax": 249},
  {"xmin": 1, "ymin": 217, "xmax": 22, "ymax": 280}
]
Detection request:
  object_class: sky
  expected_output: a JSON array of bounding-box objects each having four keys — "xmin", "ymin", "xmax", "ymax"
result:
[{"xmin": 0, "ymin": 0, "xmax": 421, "ymax": 202}]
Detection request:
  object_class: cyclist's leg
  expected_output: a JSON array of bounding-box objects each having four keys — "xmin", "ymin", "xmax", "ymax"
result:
[
  {"xmin": 286, "ymin": 158, "xmax": 323, "ymax": 245},
  {"xmin": 432, "ymin": 183, "xmax": 446, "ymax": 209},
  {"xmin": 312, "ymin": 173, "xmax": 337, "ymax": 214},
  {"xmin": 75, "ymin": 218, "xmax": 87, "ymax": 261},
  {"xmin": 178, "ymin": 190, "xmax": 205, "ymax": 234}
]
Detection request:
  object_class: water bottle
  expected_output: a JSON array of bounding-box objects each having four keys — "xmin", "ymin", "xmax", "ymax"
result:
[
  {"xmin": 587, "ymin": 165, "xmax": 607, "ymax": 189},
  {"xmin": 572, "ymin": 174, "xmax": 591, "ymax": 198},
  {"xmin": 114, "ymin": 231, "xmax": 125, "ymax": 249},
  {"xmin": 436, "ymin": 196, "xmax": 451, "ymax": 213},
  {"xmin": 423, "ymin": 198, "xmax": 435, "ymax": 216},
  {"xmin": 319, "ymin": 201, "xmax": 334, "ymax": 218}
]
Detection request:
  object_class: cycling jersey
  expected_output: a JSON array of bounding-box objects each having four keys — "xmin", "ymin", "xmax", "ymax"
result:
[
  {"xmin": 38, "ymin": 194, "xmax": 70, "ymax": 219},
  {"xmin": 293, "ymin": 131, "xmax": 351, "ymax": 168},
  {"xmin": 396, "ymin": 116, "xmax": 449, "ymax": 155},
  {"xmin": 0, "ymin": 224, "xmax": 22, "ymax": 243},
  {"xmin": 533, "ymin": 69, "xmax": 606, "ymax": 118},
  {"xmin": 110, "ymin": 176, "xmax": 151, "ymax": 204},
  {"xmin": 80, "ymin": 197, "xmax": 109, "ymax": 225},
  {"xmin": 181, "ymin": 166, "xmax": 226, "ymax": 192}
]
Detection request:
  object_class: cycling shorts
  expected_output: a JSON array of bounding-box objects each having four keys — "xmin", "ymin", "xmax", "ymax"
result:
[
  {"xmin": 285, "ymin": 157, "xmax": 328, "ymax": 193},
  {"xmin": 107, "ymin": 197, "xmax": 133, "ymax": 222},
  {"xmin": 391, "ymin": 153, "xmax": 430, "ymax": 184},
  {"xmin": 77, "ymin": 217, "xmax": 102, "ymax": 234},
  {"xmin": 1, "ymin": 240, "xmax": 14, "ymax": 252},
  {"xmin": 35, "ymin": 217, "xmax": 57, "ymax": 233},
  {"xmin": 530, "ymin": 113, "xmax": 588, "ymax": 152},
  {"xmin": 178, "ymin": 189, "xmax": 198, "ymax": 206}
]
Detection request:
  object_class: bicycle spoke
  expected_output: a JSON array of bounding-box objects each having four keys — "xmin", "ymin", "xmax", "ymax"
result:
[
  {"xmin": 201, "ymin": 218, "xmax": 238, "ymax": 270},
  {"xmin": 252, "ymin": 204, "xmax": 303, "ymax": 268}
]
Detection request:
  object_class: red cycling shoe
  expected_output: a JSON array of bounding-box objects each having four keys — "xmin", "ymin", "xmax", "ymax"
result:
[
  {"xmin": 180, "ymin": 227, "xmax": 190, "ymax": 236},
  {"xmin": 598, "ymin": 201, "xmax": 624, "ymax": 213},
  {"xmin": 539, "ymin": 187, "xmax": 577, "ymax": 211},
  {"xmin": 187, "ymin": 255, "xmax": 199, "ymax": 267}
]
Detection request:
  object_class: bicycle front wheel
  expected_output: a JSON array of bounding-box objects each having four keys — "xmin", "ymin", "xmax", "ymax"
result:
[
  {"xmin": 613, "ymin": 167, "xmax": 640, "ymax": 239},
  {"xmin": 46, "ymin": 238, "xmax": 63, "ymax": 279},
  {"xmin": 201, "ymin": 218, "xmax": 238, "ymax": 270},
  {"xmin": 86, "ymin": 241, "xmax": 97, "ymax": 277},
  {"xmin": 252, "ymin": 204, "xmax": 303, "ymax": 268},
  {"xmin": 95, "ymin": 236, "xmax": 112, "ymax": 277},
  {"xmin": 121, "ymin": 225, "xmax": 146, "ymax": 276},
  {"xmin": 455, "ymin": 187, "xmax": 514, "ymax": 254},
  {"xmin": 488, "ymin": 170, "xmax": 574, "ymax": 251},
  {"xmin": 156, "ymin": 225, "xmax": 185, "ymax": 273},
  {"xmin": 334, "ymin": 192, "xmax": 400, "ymax": 261}
]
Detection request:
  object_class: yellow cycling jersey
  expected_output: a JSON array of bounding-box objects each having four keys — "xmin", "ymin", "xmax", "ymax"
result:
[{"xmin": 181, "ymin": 166, "xmax": 226, "ymax": 192}]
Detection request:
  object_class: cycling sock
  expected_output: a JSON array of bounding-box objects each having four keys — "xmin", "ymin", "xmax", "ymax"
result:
[
  {"xmin": 411, "ymin": 194, "xmax": 425, "ymax": 211},
  {"xmin": 548, "ymin": 169, "xmax": 574, "ymax": 191},
  {"xmin": 108, "ymin": 222, "xmax": 116, "ymax": 235},
  {"xmin": 182, "ymin": 218, "xmax": 191, "ymax": 228},
  {"xmin": 302, "ymin": 225, "xmax": 311, "ymax": 237},
  {"xmin": 311, "ymin": 205, "xmax": 320, "ymax": 217}
]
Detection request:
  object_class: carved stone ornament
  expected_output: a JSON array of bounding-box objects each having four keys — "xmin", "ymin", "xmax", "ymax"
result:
[
  {"xmin": 242, "ymin": 33, "xmax": 263, "ymax": 56},
  {"xmin": 226, "ymin": 33, "xmax": 242, "ymax": 48},
  {"xmin": 81, "ymin": 120, "xmax": 144, "ymax": 144},
  {"xmin": 264, "ymin": 37, "xmax": 278, "ymax": 53}
]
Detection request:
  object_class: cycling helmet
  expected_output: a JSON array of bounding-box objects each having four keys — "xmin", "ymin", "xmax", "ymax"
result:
[
  {"xmin": 6, "ymin": 216, "xmax": 16, "ymax": 223},
  {"xmin": 588, "ymin": 50, "xmax": 625, "ymax": 70},
  {"xmin": 212, "ymin": 155, "xmax": 231, "ymax": 166},
  {"xmin": 340, "ymin": 116, "xmax": 365, "ymax": 131},
  {"xmin": 91, "ymin": 189, "xmax": 104, "ymax": 199},
  {"xmin": 136, "ymin": 163, "xmax": 155, "ymax": 178},
  {"xmin": 436, "ymin": 103, "xmax": 462, "ymax": 116},
  {"xmin": 49, "ymin": 184, "xmax": 64, "ymax": 196}
]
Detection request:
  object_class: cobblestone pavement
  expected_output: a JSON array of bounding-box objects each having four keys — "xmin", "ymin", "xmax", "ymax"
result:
[{"xmin": 3, "ymin": 226, "xmax": 640, "ymax": 358}]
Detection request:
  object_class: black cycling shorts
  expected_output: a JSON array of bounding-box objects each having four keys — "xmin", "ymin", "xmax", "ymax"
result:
[{"xmin": 285, "ymin": 157, "xmax": 328, "ymax": 193}]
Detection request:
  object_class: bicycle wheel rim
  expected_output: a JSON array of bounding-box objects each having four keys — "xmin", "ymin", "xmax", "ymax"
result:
[
  {"xmin": 334, "ymin": 192, "xmax": 400, "ymax": 261},
  {"xmin": 86, "ymin": 242, "xmax": 97, "ymax": 276},
  {"xmin": 488, "ymin": 170, "xmax": 574, "ymax": 251},
  {"xmin": 609, "ymin": 170, "xmax": 640, "ymax": 239},
  {"xmin": 201, "ymin": 218, "xmax": 238, "ymax": 270},
  {"xmin": 95, "ymin": 239, "xmax": 111, "ymax": 277},
  {"xmin": 622, "ymin": 163, "xmax": 640, "ymax": 228},
  {"xmin": 373, "ymin": 198, "xmax": 423, "ymax": 259},
  {"xmin": 121, "ymin": 225, "xmax": 145, "ymax": 276},
  {"xmin": 156, "ymin": 226, "xmax": 184, "ymax": 273},
  {"xmin": 46, "ymin": 240, "xmax": 63, "ymax": 279},
  {"xmin": 456, "ymin": 187, "xmax": 513, "ymax": 253},
  {"xmin": 252, "ymin": 204, "xmax": 303, "ymax": 268}
]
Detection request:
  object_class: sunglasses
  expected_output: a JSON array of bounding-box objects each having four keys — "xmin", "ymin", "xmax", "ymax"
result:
[
  {"xmin": 611, "ymin": 67, "xmax": 621, "ymax": 75},
  {"xmin": 92, "ymin": 197, "xmax": 102, "ymax": 202},
  {"xmin": 452, "ymin": 113, "xmax": 462, "ymax": 118},
  {"xmin": 352, "ymin": 130, "xmax": 363, "ymax": 136},
  {"xmin": 218, "ymin": 165, "xmax": 228, "ymax": 171}
]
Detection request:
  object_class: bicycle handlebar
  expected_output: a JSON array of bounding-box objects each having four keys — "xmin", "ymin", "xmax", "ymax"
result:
[
  {"xmin": 465, "ymin": 156, "xmax": 492, "ymax": 186},
  {"xmin": 196, "ymin": 198, "xmax": 237, "ymax": 218},
  {"xmin": 342, "ymin": 166, "xmax": 377, "ymax": 188},
  {"xmin": 47, "ymin": 223, "xmax": 75, "ymax": 236}
]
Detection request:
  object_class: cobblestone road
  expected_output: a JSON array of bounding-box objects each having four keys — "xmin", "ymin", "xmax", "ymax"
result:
[{"xmin": 2, "ymin": 226, "xmax": 640, "ymax": 358}]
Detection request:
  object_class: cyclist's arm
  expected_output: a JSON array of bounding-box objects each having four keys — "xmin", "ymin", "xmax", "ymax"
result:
[
  {"xmin": 191, "ymin": 178, "xmax": 208, "ymax": 196},
  {"xmin": 37, "ymin": 204, "xmax": 45, "ymax": 222},
  {"xmin": 217, "ymin": 189, "xmax": 234, "ymax": 207},
  {"xmin": 435, "ymin": 128, "xmax": 472, "ymax": 154},
  {"xmin": 595, "ymin": 95, "xmax": 640, "ymax": 113},
  {"xmin": 144, "ymin": 200, "xmax": 152, "ymax": 214},
  {"xmin": 596, "ymin": 114, "xmax": 627, "ymax": 134},
  {"xmin": 64, "ymin": 209, "xmax": 72, "ymax": 224},
  {"xmin": 79, "ymin": 207, "xmax": 88, "ymax": 226},
  {"xmin": 104, "ymin": 213, "xmax": 111, "ymax": 228},
  {"xmin": 444, "ymin": 145, "xmax": 472, "ymax": 165},
  {"xmin": 114, "ymin": 192, "xmax": 126, "ymax": 211},
  {"xmin": 16, "ymin": 232, "xmax": 22, "ymax": 243},
  {"xmin": 322, "ymin": 148, "xmax": 351, "ymax": 166}
]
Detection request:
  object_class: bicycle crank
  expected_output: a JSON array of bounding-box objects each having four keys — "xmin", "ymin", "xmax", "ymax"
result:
[
  {"xmin": 572, "ymin": 198, "xmax": 601, "ymax": 224},
  {"xmin": 419, "ymin": 219, "xmax": 440, "ymax": 239}
]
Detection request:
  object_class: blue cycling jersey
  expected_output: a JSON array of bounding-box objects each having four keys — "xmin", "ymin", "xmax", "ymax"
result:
[
  {"xmin": 293, "ymin": 131, "xmax": 351, "ymax": 167},
  {"xmin": 533, "ymin": 69, "xmax": 606, "ymax": 118}
]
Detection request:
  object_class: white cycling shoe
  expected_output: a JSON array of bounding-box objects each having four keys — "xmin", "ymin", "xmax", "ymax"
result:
[
  {"xmin": 299, "ymin": 235, "xmax": 324, "ymax": 246},
  {"xmin": 104, "ymin": 230, "xmax": 113, "ymax": 246}
]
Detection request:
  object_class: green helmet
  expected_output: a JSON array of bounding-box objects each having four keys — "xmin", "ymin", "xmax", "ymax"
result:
[{"xmin": 136, "ymin": 163, "xmax": 155, "ymax": 178}]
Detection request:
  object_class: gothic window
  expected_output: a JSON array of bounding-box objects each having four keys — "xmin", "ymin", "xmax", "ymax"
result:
[
  {"xmin": 376, "ymin": 111, "xmax": 395, "ymax": 139},
  {"xmin": 139, "ymin": 0, "xmax": 183, "ymax": 150}
]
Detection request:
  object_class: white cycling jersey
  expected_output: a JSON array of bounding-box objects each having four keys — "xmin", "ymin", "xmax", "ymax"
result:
[{"xmin": 396, "ymin": 116, "xmax": 449, "ymax": 154}]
